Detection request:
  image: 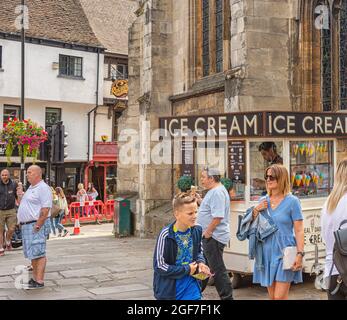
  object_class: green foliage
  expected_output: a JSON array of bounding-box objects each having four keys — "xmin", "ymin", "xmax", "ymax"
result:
[
  {"xmin": 177, "ymin": 176, "xmax": 194, "ymax": 192},
  {"xmin": 221, "ymin": 177, "xmax": 233, "ymax": 191}
]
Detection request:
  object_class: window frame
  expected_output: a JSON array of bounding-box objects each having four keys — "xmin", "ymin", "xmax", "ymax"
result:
[
  {"xmin": 3, "ymin": 105, "xmax": 20, "ymax": 125},
  {"xmin": 45, "ymin": 107, "xmax": 62, "ymax": 128},
  {"xmin": 58, "ymin": 54, "xmax": 83, "ymax": 79}
]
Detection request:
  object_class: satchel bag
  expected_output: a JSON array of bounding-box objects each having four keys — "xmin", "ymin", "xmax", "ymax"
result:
[
  {"xmin": 50, "ymin": 203, "xmax": 61, "ymax": 218},
  {"xmin": 329, "ymin": 220, "xmax": 347, "ymax": 295}
]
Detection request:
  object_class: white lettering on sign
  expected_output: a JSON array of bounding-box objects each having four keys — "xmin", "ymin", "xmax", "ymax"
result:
[
  {"xmin": 168, "ymin": 119, "xmax": 179, "ymax": 137},
  {"xmin": 181, "ymin": 118, "xmax": 188, "ymax": 137},
  {"xmin": 207, "ymin": 117, "xmax": 217, "ymax": 136},
  {"xmin": 219, "ymin": 116, "xmax": 227, "ymax": 136},
  {"xmin": 315, "ymin": 117, "xmax": 324, "ymax": 134},
  {"xmin": 334, "ymin": 117, "xmax": 344, "ymax": 134},
  {"xmin": 244, "ymin": 115, "xmax": 257, "ymax": 135},
  {"xmin": 229, "ymin": 117, "xmax": 241, "ymax": 136},
  {"xmin": 303, "ymin": 116, "xmax": 313, "ymax": 134},
  {"xmin": 195, "ymin": 117, "xmax": 206, "ymax": 136},
  {"xmin": 273, "ymin": 115, "xmax": 286, "ymax": 134}
]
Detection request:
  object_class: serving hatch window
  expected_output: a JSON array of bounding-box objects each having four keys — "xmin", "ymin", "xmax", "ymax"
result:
[
  {"xmin": 290, "ymin": 140, "xmax": 333, "ymax": 198},
  {"xmin": 250, "ymin": 141, "xmax": 283, "ymax": 201}
]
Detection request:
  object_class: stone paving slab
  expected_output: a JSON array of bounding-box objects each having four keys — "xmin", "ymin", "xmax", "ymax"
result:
[
  {"xmin": 87, "ymin": 283, "xmax": 150, "ymax": 295},
  {"xmin": 0, "ymin": 276, "xmax": 14, "ymax": 283},
  {"xmin": 55, "ymin": 277, "xmax": 96, "ymax": 287},
  {"xmin": 60, "ymin": 266, "xmax": 111, "ymax": 278}
]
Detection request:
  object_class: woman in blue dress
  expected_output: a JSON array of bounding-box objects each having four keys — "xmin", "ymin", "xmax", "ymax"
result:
[{"xmin": 251, "ymin": 164, "xmax": 304, "ymax": 299}]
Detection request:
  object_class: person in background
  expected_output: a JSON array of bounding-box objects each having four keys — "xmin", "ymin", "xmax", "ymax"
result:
[
  {"xmin": 321, "ymin": 159, "xmax": 347, "ymax": 300},
  {"xmin": 55, "ymin": 187, "xmax": 69, "ymax": 237},
  {"xmin": 50, "ymin": 187, "xmax": 58, "ymax": 236},
  {"xmin": 86, "ymin": 183, "xmax": 101, "ymax": 224},
  {"xmin": 76, "ymin": 183, "xmax": 88, "ymax": 218},
  {"xmin": 197, "ymin": 167, "xmax": 233, "ymax": 300},
  {"xmin": 0, "ymin": 169, "xmax": 18, "ymax": 256},
  {"xmin": 258, "ymin": 142, "xmax": 283, "ymax": 165},
  {"xmin": 251, "ymin": 164, "xmax": 304, "ymax": 300}
]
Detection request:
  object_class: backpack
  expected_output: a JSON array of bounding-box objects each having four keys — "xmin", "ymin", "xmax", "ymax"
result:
[{"xmin": 329, "ymin": 220, "xmax": 347, "ymax": 295}]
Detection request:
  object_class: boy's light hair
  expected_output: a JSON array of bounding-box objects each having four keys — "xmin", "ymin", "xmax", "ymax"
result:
[{"xmin": 173, "ymin": 192, "xmax": 196, "ymax": 211}]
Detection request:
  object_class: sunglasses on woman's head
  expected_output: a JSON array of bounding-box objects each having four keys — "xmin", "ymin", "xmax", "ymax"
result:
[{"xmin": 264, "ymin": 175, "xmax": 277, "ymax": 181}]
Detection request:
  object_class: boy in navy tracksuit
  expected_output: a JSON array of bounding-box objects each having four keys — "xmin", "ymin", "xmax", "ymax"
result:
[{"xmin": 153, "ymin": 192, "xmax": 211, "ymax": 300}]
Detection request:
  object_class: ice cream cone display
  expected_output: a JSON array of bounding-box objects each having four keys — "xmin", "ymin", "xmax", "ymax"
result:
[
  {"xmin": 323, "ymin": 143, "xmax": 327, "ymax": 152},
  {"xmin": 305, "ymin": 175, "xmax": 311, "ymax": 187},
  {"xmin": 312, "ymin": 172, "xmax": 319, "ymax": 185},
  {"xmin": 319, "ymin": 172, "xmax": 324, "ymax": 184},
  {"xmin": 299, "ymin": 143, "xmax": 305, "ymax": 155},
  {"xmin": 293, "ymin": 144, "xmax": 299, "ymax": 156},
  {"xmin": 295, "ymin": 174, "xmax": 302, "ymax": 186},
  {"xmin": 301, "ymin": 174, "xmax": 306, "ymax": 185},
  {"xmin": 291, "ymin": 172, "xmax": 295, "ymax": 186},
  {"xmin": 308, "ymin": 143, "xmax": 315, "ymax": 157},
  {"xmin": 304, "ymin": 144, "xmax": 309, "ymax": 155}
]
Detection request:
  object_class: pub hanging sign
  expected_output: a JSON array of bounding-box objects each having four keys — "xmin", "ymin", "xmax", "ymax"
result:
[{"xmin": 159, "ymin": 111, "xmax": 347, "ymax": 138}]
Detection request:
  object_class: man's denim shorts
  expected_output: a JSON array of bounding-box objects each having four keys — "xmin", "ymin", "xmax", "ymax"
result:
[{"xmin": 21, "ymin": 220, "xmax": 50, "ymax": 260}]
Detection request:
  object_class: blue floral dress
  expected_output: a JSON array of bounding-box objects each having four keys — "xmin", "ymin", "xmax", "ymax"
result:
[{"xmin": 253, "ymin": 194, "xmax": 304, "ymax": 287}]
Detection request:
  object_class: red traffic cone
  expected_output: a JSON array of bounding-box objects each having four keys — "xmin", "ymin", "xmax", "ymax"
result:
[{"xmin": 72, "ymin": 213, "xmax": 80, "ymax": 235}]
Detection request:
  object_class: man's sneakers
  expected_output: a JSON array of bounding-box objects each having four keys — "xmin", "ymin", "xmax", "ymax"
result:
[
  {"xmin": 62, "ymin": 229, "xmax": 69, "ymax": 237},
  {"xmin": 23, "ymin": 278, "xmax": 44, "ymax": 290}
]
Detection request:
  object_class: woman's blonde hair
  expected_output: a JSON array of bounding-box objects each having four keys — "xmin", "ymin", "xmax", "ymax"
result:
[
  {"xmin": 77, "ymin": 183, "xmax": 84, "ymax": 190},
  {"xmin": 265, "ymin": 164, "xmax": 291, "ymax": 196},
  {"xmin": 326, "ymin": 158, "xmax": 347, "ymax": 214}
]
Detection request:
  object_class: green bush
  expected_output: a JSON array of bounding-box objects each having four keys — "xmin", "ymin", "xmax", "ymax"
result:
[
  {"xmin": 221, "ymin": 177, "xmax": 233, "ymax": 191},
  {"xmin": 177, "ymin": 176, "xmax": 194, "ymax": 192}
]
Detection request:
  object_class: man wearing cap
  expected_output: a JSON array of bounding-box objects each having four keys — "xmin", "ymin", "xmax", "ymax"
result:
[
  {"xmin": 197, "ymin": 167, "xmax": 233, "ymax": 300},
  {"xmin": 17, "ymin": 165, "xmax": 52, "ymax": 289}
]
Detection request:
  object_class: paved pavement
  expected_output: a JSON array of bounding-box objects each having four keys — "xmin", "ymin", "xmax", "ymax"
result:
[{"xmin": 0, "ymin": 223, "xmax": 327, "ymax": 300}]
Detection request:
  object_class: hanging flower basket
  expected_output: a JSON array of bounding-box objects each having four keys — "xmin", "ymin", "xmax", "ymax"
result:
[{"xmin": 0, "ymin": 118, "xmax": 48, "ymax": 165}]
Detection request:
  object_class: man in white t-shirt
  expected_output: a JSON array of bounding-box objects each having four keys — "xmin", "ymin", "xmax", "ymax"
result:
[{"xmin": 17, "ymin": 165, "xmax": 52, "ymax": 290}]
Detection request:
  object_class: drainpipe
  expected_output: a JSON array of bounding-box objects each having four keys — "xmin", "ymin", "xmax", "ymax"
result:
[{"xmin": 86, "ymin": 50, "xmax": 101, "ymax": 185}]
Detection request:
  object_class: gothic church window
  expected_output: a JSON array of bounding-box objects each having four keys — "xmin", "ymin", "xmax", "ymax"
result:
[
  {"xmin": 199, "ymin": 0, "xmax": 225, "ymax": 78},
  {"xmin": 317, "ymin": 0, "xmax": 347, "ymax": 111}
]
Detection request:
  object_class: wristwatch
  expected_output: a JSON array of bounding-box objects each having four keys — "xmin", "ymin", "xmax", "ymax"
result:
[{"xmin": 297, "ymin": 251, "xmax": 305, "ymax": 257}]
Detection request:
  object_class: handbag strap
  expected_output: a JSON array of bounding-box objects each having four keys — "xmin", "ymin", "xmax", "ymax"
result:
[{"xmin": 327, "ymin": 219, "xmax": 347, "ymax": 295}]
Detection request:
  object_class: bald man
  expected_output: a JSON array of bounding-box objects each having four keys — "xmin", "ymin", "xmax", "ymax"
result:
[
  {"xmin": 17, "ymin": 165, "xmax": 52, "ymax": 289},
  {"xmin": 0, "ymin": 169, "xmax": 18, "ymax": 256}
]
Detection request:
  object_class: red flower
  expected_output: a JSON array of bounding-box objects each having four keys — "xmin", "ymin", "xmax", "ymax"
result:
[
  {"xmin": 13, "ymin": 117, "xmax": 18, "ymax": 121},
  {"xmin": 3, "ymin": 123, "xmax": 7, "ymax": 127},
  {"xmin": 23, "ymin": 119, "xmax": 28, "ymax": 123}
]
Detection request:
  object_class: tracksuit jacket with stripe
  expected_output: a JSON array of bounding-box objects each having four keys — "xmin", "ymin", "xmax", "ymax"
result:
[{"xmin": 153, "ymin": 222, "xmax": 205, "ymax": 300}]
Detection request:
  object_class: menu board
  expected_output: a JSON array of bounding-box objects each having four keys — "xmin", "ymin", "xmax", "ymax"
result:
[
  {"xmin": 181, "ymin": 140, "xmax": 195, "ymax": 178},
  {"xmin": 228, "ymin": 140, "xmax": 246, "ymax": 183}
]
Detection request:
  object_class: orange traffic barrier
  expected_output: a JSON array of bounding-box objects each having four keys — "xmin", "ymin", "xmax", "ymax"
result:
[
  {"xmin": 104, "ymin": 199, "xmax": 115, "ymax": 221},
  {"xmin": 72, "ymin": 213, "xmax": 80, "ymax": 235}
]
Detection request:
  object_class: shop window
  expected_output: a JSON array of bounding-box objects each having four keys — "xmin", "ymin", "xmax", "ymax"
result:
[
  {"xmin": 250, "ymin": 141, "xmax": 283, "ymax": 201},
  {"xmin": 3, "ymin": 105, "xmax": 20, "ymax": 125},
  {"xmin": 45, "ymin": 108, "xmax": 61, "ymax": 128},
  {"xmin": 290, "ymin": 140, "xmax": 333, "ymax": 198}
]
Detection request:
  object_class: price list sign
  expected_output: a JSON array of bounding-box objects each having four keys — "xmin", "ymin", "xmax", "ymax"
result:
[
  {"xmin": 228, "ymin": 140, "xmax": 246, "ymax": 183},
  {"xmin": 181, "ymin": 139, "xmax": 195, "ymax": 178}
]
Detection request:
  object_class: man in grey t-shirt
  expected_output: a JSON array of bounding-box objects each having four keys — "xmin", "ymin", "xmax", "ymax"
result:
[{"xmin": 197, "ymin": 167, "xmax": 233, "ymax": 300}]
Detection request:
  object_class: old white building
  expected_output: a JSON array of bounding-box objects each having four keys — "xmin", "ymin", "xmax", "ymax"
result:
[{"xmin": 0, "ymin": 0, "xmax": 104, "ymax": 196}]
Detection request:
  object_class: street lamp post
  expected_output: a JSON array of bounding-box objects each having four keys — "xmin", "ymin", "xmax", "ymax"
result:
[{"xmin": 20, "ymin": 0, "xmax": 25, "ymax": 183}]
